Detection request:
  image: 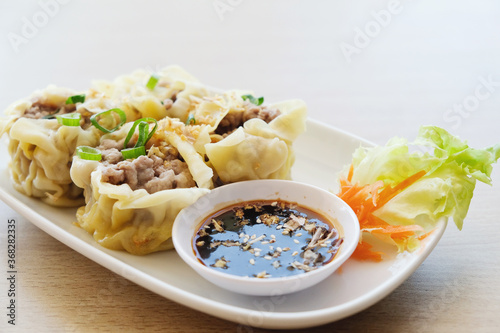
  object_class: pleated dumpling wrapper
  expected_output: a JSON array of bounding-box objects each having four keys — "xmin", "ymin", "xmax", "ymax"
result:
[
  {"xmin": 190, "ymin": 92, "xmax": 307, "ymax": 183},
  {"xmin": 91, "ymin": 65, "xmax": 214, "ymax": 122},
  {"xmin": 0, "ymin": 86, "xmax": 111, "ymax": 206},
  {"xmin": 70, "ymin": 118, "xmax": 213, "ymax": 255}
]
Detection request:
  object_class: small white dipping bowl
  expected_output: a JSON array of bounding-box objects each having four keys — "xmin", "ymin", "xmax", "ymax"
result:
[{"xmin": 172, "ymin": 179, "xmax": 359, "ymax": 296}]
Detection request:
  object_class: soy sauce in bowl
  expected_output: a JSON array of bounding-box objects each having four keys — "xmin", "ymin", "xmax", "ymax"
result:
[{"xmin": 193, "ymin": 200, "xmax": 343, "ymax": 279}]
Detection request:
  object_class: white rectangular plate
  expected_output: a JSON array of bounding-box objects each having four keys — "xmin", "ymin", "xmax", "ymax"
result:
[{"xmin": 0, "ymin": 119, "xmax": 446, "ymax": 329}]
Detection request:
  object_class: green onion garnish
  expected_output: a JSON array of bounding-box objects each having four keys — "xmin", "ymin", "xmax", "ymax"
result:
[
  {"xmin": 76, "ymin": 146, "xmax": 102, "ymax": 161},
  {"xmin": 122, "ymin": 117, "xmax": 158, "ymax": 159},
  {"xmin": 121, "ymin": 146, "xmax": 146, "ymax": 160},
  {"xmin": 56, "ymin": 113, "xmax": 81, "ymax": 126},
  {"xmin": 135, "ymin": 121, "xmax": 150, "ymax": 147},
  {"xmin": 185, "ymin": 114, "xmax": 196, "ymax": 125},
  {"xmin": 124, "ymin": 117, "xmax": 158, "ymax": 148},
  {"xmin": 241, "ymin": 94, "xmax": 264, "ymax": 106},
  {"xmin": 90, "ymin": 108, "xmax": 127, "ymax": 133},
  {"xmin": 146, "ymin": 74, "xmax": 160, "ymax": 90},
  {"xmin": 41, "ymin": 108, "xmax": 61, "ymax": 119},
  {"xmin": 65, "ymin": 94, "xmax": 86, "ymax": 104}
]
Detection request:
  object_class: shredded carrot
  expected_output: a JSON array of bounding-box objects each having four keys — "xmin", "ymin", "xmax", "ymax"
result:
[
  {"xmin": 350, "ymin": 242, "xmax": 383, "ymax": 262},
  {"xmin": 370, "ymin": 224, "xmax": 425, "ymax": 238},
  {"xmin": 376, "ymin": 170, "xmax": 427, "ymax": 207},
  {"xmin": 418, "ymin": 229, "xmax": 435, "ymax": 241},
  {"xmin": 347, "ymin": 164, "xmax": 354, "ymax": 182},
  {"xmin": 338, "ymin": 165, "xmax": 427, "ymax": 261}
]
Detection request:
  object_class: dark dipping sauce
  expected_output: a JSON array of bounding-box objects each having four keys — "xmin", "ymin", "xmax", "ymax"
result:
[{"xmin": 193, "ymin": 200, "xmax": 344, "ymax": 279}]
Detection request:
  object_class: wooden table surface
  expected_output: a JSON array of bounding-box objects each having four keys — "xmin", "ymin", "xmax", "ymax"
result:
[{"xmin": 1, "ymin": 1, "xmax": 499, "ymax": 332}]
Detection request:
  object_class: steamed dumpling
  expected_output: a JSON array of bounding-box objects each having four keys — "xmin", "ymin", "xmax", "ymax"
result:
[
  {"xmin": 205, "ymin": 127, "xmax": 292, "ymax": 181},
  {"xmin": 198, "ymin": 93, "xmax": 307, "ymax": 183},
  {"xmin": 70, "ymin": 117, "xmax": 213, "ymax": 254},
  {"xmin": 0, "ymin": 86, "xmax": 103, "ymax": 206},
  {"xmin": 72, "ymin": 162, "xmax": 210, "ymax": 254},
  {"xmin": 92, "ymin": 65, "xmax": 214, "ymax": 122}
]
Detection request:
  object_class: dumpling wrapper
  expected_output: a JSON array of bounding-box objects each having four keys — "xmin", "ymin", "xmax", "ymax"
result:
[
  {"xmin": 7, "ymin": 118, "xmax": 100, "ymax": 206},
  {"xmin": 204, "ymin": 97, "xmax": 307, "ymax": 183},
  {"xmin": 205, "ymin": 127, "xmax": 292, "ymax": 182},
  {"xmin": 71, "ymin": 162, "xmax": 210, "ymax": 255},
  {"xmin": 0, "ymin": 86, "xmax": 102, "ymax": 206},
  {"xmin": 155, "ymin": 117, "xmax": 214, "ymax": 189},
  {"xmin": 70, "ymin": 118, "xmax": 214, "ymax": 254},
  {"xmin": 91, "ymin": 65, "xmax": 214, "ymax": 122}
]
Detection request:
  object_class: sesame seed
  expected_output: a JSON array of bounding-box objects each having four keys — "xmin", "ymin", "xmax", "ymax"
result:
[
  {"xmin": 296, "ymin": 233, "xmax": 302, "ymax": 237},
  {"xmin": 293, "ymin": 239, "xmax": 300, "ymax": 244},
  {"xmin": 261, "ymin": 241, "xmax": 269, "ymax": 245},
  {"xmin": 264, "ymin": 255, "xmax": 272, "ymax": 260},
  {"xmin": 270, "ymin": 234, "xmax": 276, "ymax": 239},
  {"xmin": 276, "ymin": 247, "xmax": 282, "ymax": 252},
  {"xmin": 249, "ymin": 259, "xmax": 255, "ymax": 265},
  {"xmin": 248, "ymin": 235, "xmax": 265, "ymax": 245},
  {"xmin": 292, "ymin": 251, "xmax": 299, "ymax": 256},
  {"xmin": 256, "ymin": 271, "xmax": 269, "ymax": 278}
]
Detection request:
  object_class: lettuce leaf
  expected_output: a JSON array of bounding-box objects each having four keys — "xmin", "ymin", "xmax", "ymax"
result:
[{"xmin": 346, "ymin": 126, "xmax": 499, "ymax": 231}]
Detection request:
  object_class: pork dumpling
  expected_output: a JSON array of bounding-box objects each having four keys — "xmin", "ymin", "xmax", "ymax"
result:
[
  {"xmin": 70, "ymin": 118, "xmax": 213, "ymax": 255},
  {"xmin": 202, "ymin": 94, "xmax": 307, "ymax": 183},
  {"xmin": 205, "ymin": 127, "xmax": 292, "ymax": 182},
  {"xmin": 72, "ymin": 161, "xmax": 210, "ymax": 254},
  {"xmin": 92, "ymin": 65, "xmax": 213, "ymax": 122},
  {"xmin": 0, "ymin": 85, "xmax": 102, "ymax": 206},
  {"xmin": 190, "ymin": 92, "xmax": 305, "ymax": 139}
]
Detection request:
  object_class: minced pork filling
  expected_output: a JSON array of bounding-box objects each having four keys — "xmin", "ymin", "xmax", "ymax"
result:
[
  {"xmin": 23, "ymin": 99, "xmax": 76, "ymax": 119},
  {"xmin": 215, "ymin": 103, "xmax": 281, "ymax": 136},
  {"xmin": 99, "ymin": 139, "xmax": 195, "ymax": 193}
]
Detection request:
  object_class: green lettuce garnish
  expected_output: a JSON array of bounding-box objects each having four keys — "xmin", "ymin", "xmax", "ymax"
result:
[{"xmin": 345, "ymin": 126, "xmax": 499, "ymax": 231}]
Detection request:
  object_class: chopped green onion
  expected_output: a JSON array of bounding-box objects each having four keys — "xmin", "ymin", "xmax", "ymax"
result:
[
  {"xmin": 186, "ymin": 114, "xmax": 196, "ymax": 125},
  {"xmin": 90, "ymin": 108, "xmax": 127, "ymax": 133},
  {"xmin": 123, "ymin": 117, "xmax": 158, "ymax": 149},
  {"xmin": 76, "ymin": 146, "xmax": 102, "ymax": 161},
  {"xmin": 41, "ymin": 108, "xmax": 61, "ymax": 119},
  {"xmin": 121, "ymin": 146, "xmax": 146, "ymax": 159},
  {"xmin": 134, "ymin": 121, "xmax": 149, "ymax": 147},
  {"xmin": 146, "ymin": 74, "xmax": 160, "ymax": 90},
  {"xmin": 56, "ymin": 113, "xmax": 81, "ymax": 126},
  {"xmin": 65, "ymin": 94, "xmax": 86, "ymax": 104},
  {"xmin": 241, "ymin": 94, "xmax": 264, "ymax": 106}
]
